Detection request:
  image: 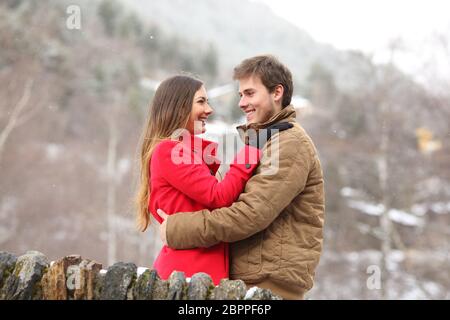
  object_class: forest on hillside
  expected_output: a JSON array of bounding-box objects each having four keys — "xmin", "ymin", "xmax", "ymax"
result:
[{"xmin": 1, "ymin": 0, "xmax": 449, "ymax": 299}]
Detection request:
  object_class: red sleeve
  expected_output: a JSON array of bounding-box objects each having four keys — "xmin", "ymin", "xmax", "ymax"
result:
[{"xmin": 153, "ymin": 140, "xmax": 262, "ymax": 208}]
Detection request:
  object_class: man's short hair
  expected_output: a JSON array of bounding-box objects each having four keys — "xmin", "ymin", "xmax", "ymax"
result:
[{"xmin": 233, "ymin": 55, "xmax": 293, "ymax": 108}]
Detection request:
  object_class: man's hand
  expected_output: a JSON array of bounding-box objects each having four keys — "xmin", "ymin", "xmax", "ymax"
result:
[{"xmin": 157, "ymin": 209, "xmax": 169, "ymax": 246}]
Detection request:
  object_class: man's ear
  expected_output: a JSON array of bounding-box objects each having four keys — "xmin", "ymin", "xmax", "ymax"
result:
[{"xmin": 273, "ymin": 84, "xmax": 284, "ymax": 104}]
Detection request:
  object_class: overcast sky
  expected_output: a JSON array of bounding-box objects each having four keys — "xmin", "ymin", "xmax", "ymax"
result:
[
  {"xmin": 257, "ymin": 0, "xmax": 450, "ymax": 81},
  {"xmin": 258, "ymin": 0, "xmax": 450, "ymax": 52}
]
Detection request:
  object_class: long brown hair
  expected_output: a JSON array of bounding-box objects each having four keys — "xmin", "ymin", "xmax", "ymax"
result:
[{"xmin": 135, "ymin": 75, "xmax": 203, "ymax": 232}]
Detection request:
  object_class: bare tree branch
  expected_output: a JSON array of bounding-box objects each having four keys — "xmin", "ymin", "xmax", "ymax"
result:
[{"xmin": 0, "ymin": 78, "xmax": 34, "ymax": 159}]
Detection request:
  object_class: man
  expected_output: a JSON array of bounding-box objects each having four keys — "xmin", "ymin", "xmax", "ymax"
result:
[{"xmin": 157, "ymin": 55, "xmax": 325, "ymax": 300}]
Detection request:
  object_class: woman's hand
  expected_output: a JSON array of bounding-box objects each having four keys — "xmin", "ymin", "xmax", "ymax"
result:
[{"xmin": 157, "ymin": 209, "xmax": 169, "ymax": 246}]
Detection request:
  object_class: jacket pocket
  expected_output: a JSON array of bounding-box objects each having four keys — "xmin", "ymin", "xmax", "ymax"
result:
[
  {"xmin": 247, "ymin": 231, "xmax": 263, "ymax": 273},
  {"xmin": 231, "ymin": 231, "xmax": 263, "ymax": 276}
]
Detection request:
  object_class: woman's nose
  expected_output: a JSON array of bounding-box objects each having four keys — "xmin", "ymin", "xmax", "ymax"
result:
[{"xmin": 205, "ymin": 103, "xmax": 213, "ymax": 115}]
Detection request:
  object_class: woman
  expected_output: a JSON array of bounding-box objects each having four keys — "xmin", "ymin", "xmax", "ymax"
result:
[{"xmin": 135, "ymin": 75, "xmax": 261, "ymax": 285}]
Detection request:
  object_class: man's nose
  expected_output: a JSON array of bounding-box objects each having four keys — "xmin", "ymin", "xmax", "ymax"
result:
[{"xmin": 239, "ymin": 96, "xmax": 247, "ymax": 108}]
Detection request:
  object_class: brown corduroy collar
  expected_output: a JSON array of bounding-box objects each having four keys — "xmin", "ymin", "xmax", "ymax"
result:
[{"xmin": 235, "ymin": 105, "xmax": 297, "ymax": 133}]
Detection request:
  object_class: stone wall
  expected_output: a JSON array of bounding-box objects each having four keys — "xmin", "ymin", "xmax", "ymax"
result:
[{"xmin": 0, "ymin": 251, "xmax": 282, "ymax": 300}]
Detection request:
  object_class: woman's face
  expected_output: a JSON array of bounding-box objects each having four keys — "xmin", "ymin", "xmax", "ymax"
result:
[{"xmin": 187, "ymin": 85, "xmax": 213, "ymax": 135}]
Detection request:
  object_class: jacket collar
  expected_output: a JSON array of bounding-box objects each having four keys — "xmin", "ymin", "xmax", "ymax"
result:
[{"xmin": 236, "ymin": 105, "xmax": 297, "ymax": 138}]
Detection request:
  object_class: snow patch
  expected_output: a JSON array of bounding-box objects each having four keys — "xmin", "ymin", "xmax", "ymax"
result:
[
  {"xmin": 389, "ymin": 209, "xmax": 423, "ymax": 227},
  {"xmin": 430, "ymin": 202, "xmax": 450, "ymax": 215},
  {"xmin": 244, "ymin": 286, "xmax": 258, "ymax": 299},
  {"xmin": 348, "ymin": 200, "xmax": 424, "ymax": 227},
  {"xmin": 137, "ymin": 267, "xmax": 149, "ymax": 276},
  {"xmin": 348, "ymin": 200, "xmax": 384, "ymax": 216},
  {"xmin": 340, "ymin": 187, "xmax": 366, "ymax": 198}
]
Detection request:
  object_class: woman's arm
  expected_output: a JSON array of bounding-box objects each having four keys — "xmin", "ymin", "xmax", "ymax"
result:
[{"xmin": 154, "ymin": 140, "xmax": 262, "ymax": 208}]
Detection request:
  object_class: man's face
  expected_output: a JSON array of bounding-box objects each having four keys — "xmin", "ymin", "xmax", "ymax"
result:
[{"xmin": 238, "ymin": 75, "xmax": 282, "ymax": 125}]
